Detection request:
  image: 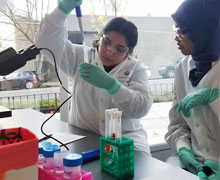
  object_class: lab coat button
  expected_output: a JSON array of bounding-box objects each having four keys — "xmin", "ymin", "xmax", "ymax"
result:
[
  {"xmin": 206, "ymin": 148, "xmax": 210, "ymax": 152},
  {"xmin": 100, "ymin": 99, "xmax": 103, "ymax": 102},
  {"xmin": 195, "ymin": 123, "xmax": 199, "ymax": 127}
]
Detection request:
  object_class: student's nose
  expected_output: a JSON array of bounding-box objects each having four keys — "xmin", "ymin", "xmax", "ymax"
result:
[{"xmin": 106, "ymin": 46, "xmax": 116, "ymax": 56}]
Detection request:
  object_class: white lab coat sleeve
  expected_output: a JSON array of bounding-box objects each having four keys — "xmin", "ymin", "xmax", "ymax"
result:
[
  {"xmin": 165, "ymin": 81, "xmax": 191, "ymax": 153},
  {"xmin": 209, "ymin": 97, "xmax": 220, "ymax": 120},
  {"xmin": 111, "ymin": 65, "xmax": 153, "ymax": 119},
  {"xmin": 35, "ymin": 7, "xmax": 83, "ymax": 78}
]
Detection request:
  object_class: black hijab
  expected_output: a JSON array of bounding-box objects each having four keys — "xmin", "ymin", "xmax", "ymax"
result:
[{"xmin": 171, "ymin": 0, "xmax": 220, "ymax": 87}]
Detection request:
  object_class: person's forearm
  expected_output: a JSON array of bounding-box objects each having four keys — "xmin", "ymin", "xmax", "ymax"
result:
[
  {"xmin": 35, "ymin": 7, "xmax": 79, "ymax": 77},
  {"xmin": 165, "ymin": 99, "xmax": 191, "ymax": 153},
  {"xmin": 175, "ymin": 139, "xmax": 191, "ymax": 152},
  {"xmin": 209, "ymin": 97, "xmax": 220, "ymax": 119},
  {"xmin": 111, "ymin": 85, "xmax": 153, "ymax": 118}
]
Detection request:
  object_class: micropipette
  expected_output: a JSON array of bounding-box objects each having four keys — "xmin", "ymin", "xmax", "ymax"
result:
[
  {"xmin": 75, "ymin": 6, "xmax": 84, "ymax": 42},
  {"xmin": 75, "ymin": 6, "xmax": 89, "ymax": 63}
]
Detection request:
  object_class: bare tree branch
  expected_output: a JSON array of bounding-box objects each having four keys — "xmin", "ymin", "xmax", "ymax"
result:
[
  {"xmin": 121, "ymin": 0, "xmax": 128, "ymax": 16},
  {"xmin": 0, "ymin": 0, "xmax": 52, "ymax": 45},
  {"xmin": 102, "ymin": 0, "xmax": 108, "ymax": 17}
]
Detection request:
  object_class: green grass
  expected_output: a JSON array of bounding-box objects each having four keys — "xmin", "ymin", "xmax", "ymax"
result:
[
  {"xmin": 1, "ymin": 98, "xmax": 60, "ymax": 111},
  {"xmin": 1, "ymin": 91, "xmax": 173, "ymax": 112},
  {"xmin": 151, "ymin": 91, "xmax": 173, "ymax": 102}
]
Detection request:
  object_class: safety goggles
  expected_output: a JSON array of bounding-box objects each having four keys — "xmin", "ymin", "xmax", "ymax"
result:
[
  {"xmin": 100, "ymin": 35, "xmax": 129, "ymax": 57},
  {"xmin": 173, "ymin": 24, "xmax": 184, "ymax": 40}
]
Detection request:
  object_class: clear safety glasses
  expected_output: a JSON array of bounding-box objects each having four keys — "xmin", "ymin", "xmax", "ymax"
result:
[
  {"xmin": 173, "ymin": 24, "xmax": 184, "ymax": 40},
  {"xmin": 100, "ymin": 36, "xmax": 129, "ymax": 57}
]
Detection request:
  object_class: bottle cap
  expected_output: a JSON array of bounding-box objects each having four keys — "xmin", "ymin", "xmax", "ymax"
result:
[
  {"xmin": 39, "ymin": 141, "xmax": 52, "ymax": 154},
  {"xmin": 113, "ymin": 110, "xmax": 122, "ymax": 116},
  {"xmin": 39, "ymin": 146, "xmax": 43, "ymax": 154},
  {"xmin": 39, "ymin": 141, "xmax": 52, "ymax": 148},
  {"xmin": 63, "ymin": 153, "xmax": 83, "ymax": 167},
  {"xmin": 105, "ymin": 109, "xmax": 112, "ymax": 115},
  {"xmin": 43, "ymin": 144, "xmax": 60, "ymax": 158},
  {"xmin": 111, "ymin": 108, "xmax": 119, "ymax": 112}
]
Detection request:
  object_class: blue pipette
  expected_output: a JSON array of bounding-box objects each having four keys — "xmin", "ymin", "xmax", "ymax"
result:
[
  {"xmin": 80, "ymin": 148, "xmax": 100, "ymax": 164},
  {"xmin": 75, "ymin": 6, "xmax": 90, "ymax": 63},
  {"xmin": 75, "ymin": 6, "xmax": 84, "ymax": 42}
]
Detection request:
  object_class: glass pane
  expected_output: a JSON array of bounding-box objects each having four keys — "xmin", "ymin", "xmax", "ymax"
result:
[
  {"xmin": 0, "ymin": 0, "xmax": 59, "ymax": 114},
  {"xmin": 64, "ymin": 0, "xmax": 184, "ymax": 144},
  {"xmin": 0, "ymin": 0, "xmax": 184, "ymax": 141}
]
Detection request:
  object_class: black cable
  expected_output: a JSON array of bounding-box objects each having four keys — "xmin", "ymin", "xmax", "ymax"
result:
[
  {"xmin": 38, "ymin": 47, "xmax": 73, "ymax": 151},
  {"xmin": 39, "ymin": 48, "xmax": 71, "ymax": 95},
  {"xmin": 40, "ymin": 95, "xmax": 72, "ymax": 151}
]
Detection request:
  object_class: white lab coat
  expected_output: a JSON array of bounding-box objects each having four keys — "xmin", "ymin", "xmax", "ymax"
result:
[
  {"xmin": 165, "ymin": 55, "xmax": 220, "ymax": 165},
  {"xmin": 35, "ymin": 8, "xmax": 153, "ymax": 155}
]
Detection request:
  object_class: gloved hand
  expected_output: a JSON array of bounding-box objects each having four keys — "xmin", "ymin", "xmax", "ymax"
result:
[
  {"xmin": 58, "ymin": 0, "xmax": 82, "ymax": 14},
  {"xmin": 198, "ymin": 161, "xmax": 220, "ymax": 180},
  {"xmin": 178, "ymin": 147, "xmax": 203, "ymax": 175},
  {"xmin": 177, "ymin": 88, "xmax": 219, "ymax": 118},
  {"xmin": 78, "ymin": 63, "xmax": 121, "ymax": 95}
]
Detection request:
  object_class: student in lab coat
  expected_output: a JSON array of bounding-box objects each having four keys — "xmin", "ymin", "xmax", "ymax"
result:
[
  {"xmin": 35, "ymin": 0, "xmax": 153, "ymax": 154},
  {"xmin": 165, "ymin": 0, "xmax": 220, "ymax": 179}
]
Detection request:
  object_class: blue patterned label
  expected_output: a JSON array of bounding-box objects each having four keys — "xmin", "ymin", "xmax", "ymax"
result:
[{"xmin": 124, "ymin": 71, "xmax": 130, "ymax": 76}]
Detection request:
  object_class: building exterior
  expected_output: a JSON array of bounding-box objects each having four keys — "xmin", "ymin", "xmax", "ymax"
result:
[
  {"xmin": 0, "ymin": 13, "xmax": 182, "ymax": 80},
  {"xmin": 66, "ymin": 15, "xmax": 182, "ymax": 78}
]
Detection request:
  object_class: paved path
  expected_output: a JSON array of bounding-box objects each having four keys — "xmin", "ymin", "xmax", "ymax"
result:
[{"xmin": 141, "ymin": 102, "xmax": 172, "ymax": 145}]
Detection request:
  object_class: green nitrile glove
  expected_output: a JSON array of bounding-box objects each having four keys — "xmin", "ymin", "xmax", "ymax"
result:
[
  {"xmin": 78, "ymin": 63, "xmax": 121, "ymax": 95},
  {"xmin": 198, "ymin": 161, "xmax": 220, "ymax": 180},
  {"xmin": 178, "ymin": 147, "xmax": 203, "ymax": 175},
  {"xmin": 177, "ymin": 88, "xmax": 220, "ymax": 118},
  {"xmin": 58, "ymin": 0, "xmax": 82, "ymax": 14}
]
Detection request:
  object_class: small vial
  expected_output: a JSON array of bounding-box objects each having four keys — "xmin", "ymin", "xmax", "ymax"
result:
[
  {"xmin": 105, "ymin": 109, "xmax": 112, "ymax": 139},
  {"xmin": 38, "ymin": 142, "xmax": 52, "ymax": 166},
  {"xmin": 43, "ymin": 144, "xmax": 60, "ymax": 171},
  {"xmin": 111, "ymin": 108, "xmax": 119, "ymax": 138},
  {"xmin": 38, "ymin": 146, "xmax": 44, "ymax": 166},
  {"xmin": 114, "ymin": 111, "xmax": 122, "ymax": 141},
  {"xmin": 63, "ymin": 153, "xmax": 83, "ymax": 179},
  {"xmin": 54, "ymin": 151, "xmax": 66, "ymax": 174}
]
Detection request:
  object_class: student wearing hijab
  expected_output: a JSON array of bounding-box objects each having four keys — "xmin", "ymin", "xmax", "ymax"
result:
[{"xmin": 165, "ymin": 0, "xmax": 220, "ymax": 179}]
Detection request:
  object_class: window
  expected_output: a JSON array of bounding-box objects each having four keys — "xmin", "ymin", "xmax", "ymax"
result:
[{"xmin": 0, "ymin": 0, "xmax": 184, "ymax": 141}]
